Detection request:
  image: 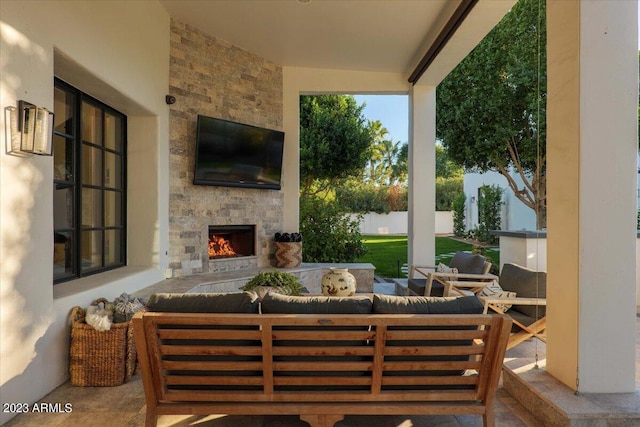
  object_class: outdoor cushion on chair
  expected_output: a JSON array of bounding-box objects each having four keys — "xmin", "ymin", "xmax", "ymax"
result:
[
  {"xmin": 448, "ymin": 252, "xmax": 487, "ymax": 275},
  {"xmin": 499, "ymin": 263, "xmax": 546, "ymax": 319},
  {"xmin": 408, "ymin": 277, "xmax": 445, "ymax": 297}
]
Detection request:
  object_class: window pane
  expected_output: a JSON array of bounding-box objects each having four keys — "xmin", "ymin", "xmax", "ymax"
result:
[
  {"xmin": 104, "ymin": 152, "xmax": 121, "ymax": 189},
  {"xmin": 82, "ymin": 102, "xmax": 102, "ymax": 145},
  {"xmin": 81, "ymin": 188, "xmax": 102, "ymax": 228},
  {"xmin": 82, "ymin": 144, "xmax": 102, "ymax": 186},
  {"xmin": 54, "ymin": 231, "xmax": 74, "ymax": 279},
  {"xmin": 54, "ymin": 184, "xmax": 74, "ymax": 228},
  {"xmin": 105, "ymin": 229, "xmax": 121, "ymax": 266},
  {"xmin": 104, "ymin": 190, "xmax": 121, "ymax": 226},
  {"xmin": 54, "ymin": 87, "xmax": 74, "ymax": 135},
  {"xmin": 53, "ymin": 79, "xmax": 127, "ymax": 283},
  {"xmin": 81, "ymin": 230, "xmax": 102, "ymax": 270},
  {"xmin": 105, "ymin": 113, "xmax": 122, "ymax": 151},
  {"xmin": 53, "ymin": 135, "xmax": 74, "ymax": 181}
]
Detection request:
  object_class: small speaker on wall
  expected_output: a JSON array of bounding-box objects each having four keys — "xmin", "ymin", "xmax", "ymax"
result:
[{"xmin": 165, "ymin": 95, "xmax": 176, "ymax": 105}]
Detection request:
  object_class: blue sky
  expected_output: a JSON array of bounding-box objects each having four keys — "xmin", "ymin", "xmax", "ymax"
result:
[{"xmin": 354, "ymin": 95, "xmax": 408, "ymax": 144}]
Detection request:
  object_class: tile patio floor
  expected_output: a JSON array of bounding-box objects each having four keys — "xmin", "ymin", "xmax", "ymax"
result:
[{"xmin": 1, "ymin": 372, "xmax": 544, "ymax": 427}]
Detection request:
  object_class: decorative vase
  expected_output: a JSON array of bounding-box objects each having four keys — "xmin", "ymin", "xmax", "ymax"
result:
[
  {"xmin": 274, "ymin": 242, "xmax": 302, "ymax": 268},
  {"xmin": 321, "ymin": 268, "xmax": 356, "ymax": 296}
]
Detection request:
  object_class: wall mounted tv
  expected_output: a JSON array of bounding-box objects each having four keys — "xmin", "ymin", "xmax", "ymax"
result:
[{"xmin": 193, "ymin": 115, "xmax": 285, "ymax": 190}]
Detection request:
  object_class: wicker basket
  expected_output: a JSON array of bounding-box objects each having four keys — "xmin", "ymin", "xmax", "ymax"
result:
[
  {"xmin": 69, "ymin": 298, "xmax": 137, "ymax": 386},
  {"xmin": 274, "ymin": 241, "xmax": 302, "ymax": 268}
]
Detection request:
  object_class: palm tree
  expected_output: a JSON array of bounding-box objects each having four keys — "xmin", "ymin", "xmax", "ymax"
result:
[
  {"xmin": 366, "ymin": 120, "xmax": 389, "ymax": 183},
  {"xmin": 378, "ymin": 139, "xmax": 408, "ymax": 186}
]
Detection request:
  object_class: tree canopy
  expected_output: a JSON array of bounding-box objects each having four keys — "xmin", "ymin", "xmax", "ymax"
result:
[
  {"xmin": 435, "ymin": 144, "xmax": 463, "ymax": 180},
  {"xmin": 437, "ymin": 0, "xmax": 547, "ymax": 228},
  {"xmin": 299, "ymin": 95, "xmax": 372, "ymax": 196}
]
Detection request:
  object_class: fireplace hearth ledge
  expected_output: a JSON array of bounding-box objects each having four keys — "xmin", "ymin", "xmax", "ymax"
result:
[{"xmin": 132, "ymin": 263, "xmax": 375, "ymax": 300}]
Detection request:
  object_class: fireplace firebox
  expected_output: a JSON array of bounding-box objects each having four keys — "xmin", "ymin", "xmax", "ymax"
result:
[{"xmin": 208, "ymin": 225, "xmax": 256, "ymax": 259}]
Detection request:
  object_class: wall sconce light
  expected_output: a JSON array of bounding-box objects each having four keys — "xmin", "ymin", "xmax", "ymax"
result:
[{"xmin": 5, "ymin": 100, "xmax": 54, "ymax": 156}]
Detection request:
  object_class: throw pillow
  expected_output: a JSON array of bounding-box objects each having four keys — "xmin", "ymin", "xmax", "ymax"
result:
[
  {"xmin": 436, "ymin": 263, "xmax": 458, "ymax": 280},
  {"xmin": 478, "ymin": 280, "xmax": 516, "ymax": 312}
]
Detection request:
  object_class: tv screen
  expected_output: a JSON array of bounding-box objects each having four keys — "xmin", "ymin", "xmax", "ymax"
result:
[{"xmin": 193, "ymin": 115, "xmax": 284, "ymax": 190}]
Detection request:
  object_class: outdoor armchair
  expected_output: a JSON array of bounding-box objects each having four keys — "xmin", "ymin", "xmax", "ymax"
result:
[
  {"xmin": 477, "ymin": 263, "xmax": 547, "ymax": 349},
  {"xmin": 407, "ymin": 251, "xmax": 495, "ymax": 297}
]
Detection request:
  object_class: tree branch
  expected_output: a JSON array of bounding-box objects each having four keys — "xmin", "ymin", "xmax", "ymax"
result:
[
  {"xmin": 507, "ymin": 137, "xmax": 536, "ymax": 195},
  {"xmin": 494, "ymin": 159, "xmax": 536, "ymax": 210}
]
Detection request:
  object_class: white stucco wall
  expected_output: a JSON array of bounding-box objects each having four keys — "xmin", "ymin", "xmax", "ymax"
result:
[
  {"xmin": 0, "ymin": 1, "xmax": 170, "ymax": 423},
  {"xmin": 464, "ymin": 170, "xmax": 537, "ymax": 231},
  {"xmin": 349, "ymin": 211, "xmax": 453, "ymax": 235}
]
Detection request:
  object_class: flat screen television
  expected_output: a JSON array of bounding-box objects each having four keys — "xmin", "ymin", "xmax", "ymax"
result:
[{"xmin": 193, "ymin": 115, "xmax": 284, "ymax": 190}]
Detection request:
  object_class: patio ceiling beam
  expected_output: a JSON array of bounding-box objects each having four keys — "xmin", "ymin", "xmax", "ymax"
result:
[{"xmin": 408, "ymin": 0, "xmax": 478, "ymax": 85}]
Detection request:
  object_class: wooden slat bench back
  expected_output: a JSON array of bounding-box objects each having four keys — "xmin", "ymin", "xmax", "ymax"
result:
[{"xmin": 133, "ymin": 312, "xmax": 511, "ymax": 427}]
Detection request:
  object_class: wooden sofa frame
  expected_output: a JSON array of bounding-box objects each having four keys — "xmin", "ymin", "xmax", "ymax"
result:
[{"xmin": 133, "ymin": 312, "xmax": 512, "ymax": 427}]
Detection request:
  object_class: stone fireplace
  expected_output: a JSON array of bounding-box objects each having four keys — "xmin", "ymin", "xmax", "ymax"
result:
[
  {"xmin": 208, "ymin": 225, "xmax": 256, "ymax": 259},
  {"xmin": 166, "ymin": 19, "xmax": 284, "ymax": 278}
]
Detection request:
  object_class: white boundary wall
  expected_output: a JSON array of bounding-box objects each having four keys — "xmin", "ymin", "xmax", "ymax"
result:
[{"xmin": 349, "ymin": 211, "xmax": 453, "ymax": 235}]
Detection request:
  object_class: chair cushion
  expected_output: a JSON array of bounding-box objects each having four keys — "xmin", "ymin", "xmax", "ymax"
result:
[
  {"xmin": 407, "ymin": 278, "xmax": 444, "ymax": 297},
  {"xmin": 146, "ymin": 292, "xmax": 259, "ymax": 313},
  {"xmin": 260, "ymin": 293, "xmax": 373, "ymax": 314},
  {"xmin": 477, "ymin": 280, "xmax": 517, "ymax": 312},
  {"xmin": 499, "ymin": 263, "xmax": 546, "ymax": 318},
  {"xmin": 436, "ymin": 263, "xmax": 459, "ymax": 277},
  {"xmin": 373, "ymin": 294, "xmax": 484, "ymax": 314},
  {"xmin": 507, "ymin": 309, "xmax": 540, "ymax": 328},
  {"xmin": 449, "ymin": 252, "xmax": 487, "ymax": 275}
]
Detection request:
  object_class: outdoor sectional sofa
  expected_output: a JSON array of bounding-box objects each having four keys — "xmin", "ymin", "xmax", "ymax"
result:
[{"xmin": 133, "ymin": 292, "xmax": 512, "ymax": 427}]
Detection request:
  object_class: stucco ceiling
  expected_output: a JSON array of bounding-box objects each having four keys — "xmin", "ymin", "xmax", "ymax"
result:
[
  {"xmin": 159, "ymin": 0, "xmax": 516, "ymax": 84},
  {"xmin": 160, "ymin": 0, "xmax": 456, "ymax": 74}
]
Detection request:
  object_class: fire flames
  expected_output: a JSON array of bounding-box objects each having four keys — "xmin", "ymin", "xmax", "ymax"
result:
[{"xmin": 208, "ymin": 235, "xmax": 237, "ymax": 258}]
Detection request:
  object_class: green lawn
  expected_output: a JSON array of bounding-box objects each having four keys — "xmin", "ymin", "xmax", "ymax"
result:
[{"xmin": 357, "ymin": 235, "xmax": 500, "ymax": 278}]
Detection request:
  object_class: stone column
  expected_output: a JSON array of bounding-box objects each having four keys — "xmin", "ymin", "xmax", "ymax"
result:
[{"xmin": 546, "ymin": 0, "xmax": 637, "ymax": 392}]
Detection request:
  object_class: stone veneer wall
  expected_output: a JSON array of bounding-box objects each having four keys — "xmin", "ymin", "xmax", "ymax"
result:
[{"xmin": 167, "ymin": 19, "xmax": 284, "ymax": 277}]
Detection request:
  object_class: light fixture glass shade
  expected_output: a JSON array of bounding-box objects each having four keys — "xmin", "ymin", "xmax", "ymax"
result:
[
  {"xmin": 33, "ymin": 107, "xmax": 54, "ymax": 155},
  {"xmin": 5, "ymin": 100, "xmax": 54, "ymax": 156},
  {"xmin": 19, "ymin": 101, "xmax": 37, "ymax": 153},
  {"xmin": 5, "ymin": 106, "xmax": 21, "ymax": 153}
]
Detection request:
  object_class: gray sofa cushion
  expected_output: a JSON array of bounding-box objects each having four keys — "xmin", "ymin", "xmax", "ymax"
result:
[
  {"xmin": 449, "ymin": 252, "xmax": 487, "ymax": 274},
  {"xmin": 146, "ymin": 292, "xmax": 259, "ymax": 313},
  {"xmin": 373, "ymin": 294, "xmax": 484, "ymax": 314},
  {"xmin": 499, "ymin": 263, "xmax": 546, "ymax": 318},
  {"xmin": 261, "ymin": 293, "xmax": 373, "ymax": 314}
]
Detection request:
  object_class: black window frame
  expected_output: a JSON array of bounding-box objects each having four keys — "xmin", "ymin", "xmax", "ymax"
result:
[{"xmin": 53, "ymin": 77, "xmax": 127, "ymax": 284}]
